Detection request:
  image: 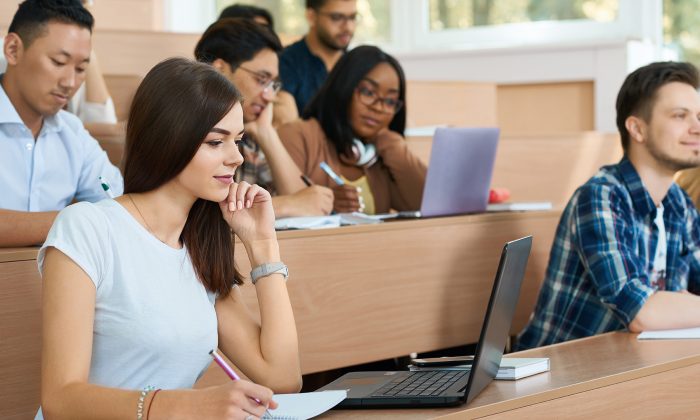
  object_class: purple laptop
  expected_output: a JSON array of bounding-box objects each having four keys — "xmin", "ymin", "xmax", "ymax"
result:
[{"xmin": 418, "ymin": 127, "xmax": 499, "ymax": 217}]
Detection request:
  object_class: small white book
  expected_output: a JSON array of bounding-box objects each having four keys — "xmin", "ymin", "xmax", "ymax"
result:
[
  {"xmin": 495, "ymin": 357, "xmax": 551, "ymax": 380},
  {"xmin": 486, "ymin": 202, "xmax": 553, "ymax": 212},
  {"xmin": 408, "ymin": 357, "xmax": 550, "ymax": 380},
  {"xmin": 263, "ymin": 390, "xmax": 347, "ymax": 419},
  {"xmin": 638, "ymin": 327, "xmax": 700, "ymax": 340}
]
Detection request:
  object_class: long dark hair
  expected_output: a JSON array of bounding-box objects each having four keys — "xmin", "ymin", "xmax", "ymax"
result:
[
  {"xmin": 123, "ymin": 57, "xmax": 243, "ymax": 296},
  {"xmin": 303, "ymin": 45, "xmax": 407, "ymax": 157}
]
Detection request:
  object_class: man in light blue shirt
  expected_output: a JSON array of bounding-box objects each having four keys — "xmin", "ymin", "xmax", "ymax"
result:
[{"xmin": 0, "ymin": 0, "xmax": 123, "ymax": 247}]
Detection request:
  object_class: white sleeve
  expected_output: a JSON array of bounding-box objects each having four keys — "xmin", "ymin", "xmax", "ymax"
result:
[
  {"xmin": 38, "ymin": 202, "xmax": 112, "ymax": 290},
  {"xmin": 67, "ymin": 85, "xmax": 119, "ymax": 124},
  {"xmin": 73, "ymin": 122, "xmax": 124, "ymax": 203}
]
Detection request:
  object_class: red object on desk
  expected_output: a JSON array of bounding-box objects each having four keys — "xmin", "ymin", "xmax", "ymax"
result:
[{"xmin": 489, "ymin": 188, "xmax": 511, "ymax": 203}]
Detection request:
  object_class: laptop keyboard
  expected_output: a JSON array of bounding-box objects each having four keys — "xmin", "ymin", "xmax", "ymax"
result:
[{"xmin": 370, "ymin": 370, "xmax": 468, "ymax": 398}]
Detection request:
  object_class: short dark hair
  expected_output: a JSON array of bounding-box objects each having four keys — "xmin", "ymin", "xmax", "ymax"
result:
[
  {"xmin": 124, "ymin": 58, "xmax": 244, "ymax": 297},
  {"xmin": 219, "ymin": 4, "xmax": 274, "ymax": 30},
  {"xmin": 7, "ymin": 0, "xmax": 94, "ymax": 48},
  {"xmin": 303, "ymin": 45, "xmax": 407, "ymax": 156},
  {"xmin": 194, "ymin": 18, "xmax": 282, "ymax": 69},
  {"xmin": 306, "ymin": 0, "xmax": 330, "ymax": 10},
  {"xmin": 616, "ymin": 61, "xmax": 699, "ymax": 151}
]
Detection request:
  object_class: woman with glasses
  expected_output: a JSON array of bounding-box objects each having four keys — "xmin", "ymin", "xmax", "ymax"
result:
[{"xmin": 278, "ymin": 45, "xmax": 426, "ymax": 214}]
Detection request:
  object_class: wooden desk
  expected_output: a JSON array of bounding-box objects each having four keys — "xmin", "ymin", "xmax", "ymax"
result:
[
  {"xmin": 320, "ymin": 332, "xmax": 700, "ymax": 419},
  {"xmin": 0, "ymin": 211, "xmax": 559, "ymax": 419}
]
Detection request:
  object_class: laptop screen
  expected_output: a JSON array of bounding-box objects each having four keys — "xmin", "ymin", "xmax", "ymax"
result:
[
  {"xmin": 420, "ymin": 127, "xmax": 500, "ymax": 217},
  {"xmin": 463, "ymin": 236, "xmax": 532, "ymax": 404}
]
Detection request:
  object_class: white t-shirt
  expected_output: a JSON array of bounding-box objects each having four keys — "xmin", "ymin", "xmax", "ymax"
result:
[
  {"xmin": 36, "ymin": 200, "xmax": 219, "ymax": 418},
  {"xmin": 651, "ymin": 203, "xmax": 667, "ymax": 289}
]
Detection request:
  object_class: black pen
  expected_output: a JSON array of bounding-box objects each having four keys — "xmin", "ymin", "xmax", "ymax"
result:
[{"xmin": 301, "ymin": 174, "xmax": 313, "ymax": 187}]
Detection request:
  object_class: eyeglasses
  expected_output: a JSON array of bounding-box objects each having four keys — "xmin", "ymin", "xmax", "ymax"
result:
[
  {"xmin": 355, "ymin": 85, "xmax": 403, "ymax": 114},
  {"xmin": 318, "ymin": 11, "xmax": 360, "ymax": 25},
  {"xmin": 237, "ymin": 66, "xmax": 282, "ymax": 94}
]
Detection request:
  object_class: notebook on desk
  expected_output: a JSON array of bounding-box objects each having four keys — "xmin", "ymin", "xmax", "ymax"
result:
[
  {"xmin": 317, "ymin": 236, "xmax": 532, "ymax": 408},
  {"xmin": 384, "ymin": 127, "xmax": 499, "ymax": 219}
]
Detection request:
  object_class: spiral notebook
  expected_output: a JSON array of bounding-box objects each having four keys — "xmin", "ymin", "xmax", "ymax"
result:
[{"xmin": 262, "ymin": 390, "xmax": 347, "ymax": 419}]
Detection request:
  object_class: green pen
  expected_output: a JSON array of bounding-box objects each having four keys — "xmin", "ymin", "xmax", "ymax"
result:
[{"xmin": 99, "ymin": 176, "xmax": 115, "ymax": 199}]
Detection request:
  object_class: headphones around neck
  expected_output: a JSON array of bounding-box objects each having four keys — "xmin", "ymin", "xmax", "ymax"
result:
[{"xmin": 340, "ymin": 139, "xmax": 378, "ymax": 168}]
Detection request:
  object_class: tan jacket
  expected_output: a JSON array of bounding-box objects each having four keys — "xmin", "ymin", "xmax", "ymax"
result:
[{"xmin": 278, "ymin": 118, "xmax": 427, "ymax": 213}]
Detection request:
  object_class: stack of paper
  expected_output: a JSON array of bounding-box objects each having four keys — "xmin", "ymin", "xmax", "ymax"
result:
[
  {"xmin": 408, "ymin": 357, "xmax": 550, "ymax": 380},
  {"xmin": 274, "ymin": 216, "xmax": 341, "ymax": 230},
  {"xmin": 274, "ymin": 213, "xmax": 383, "ymax": 230},
  {"xmin": 263, "ymin": 390, "xmax": 347, "ymax": 419}
]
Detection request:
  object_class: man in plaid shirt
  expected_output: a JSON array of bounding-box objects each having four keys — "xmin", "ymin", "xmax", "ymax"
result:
[{"xmin": 517, "ymin": 62, "xmax": 700, "ymax": 350}]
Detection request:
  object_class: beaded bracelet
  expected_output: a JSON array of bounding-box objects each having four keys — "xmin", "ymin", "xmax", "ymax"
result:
[
  {"xmin": 146, "ymin": 388, "xmax": 161, "ymax": 420},
  {"xmin": 136, "ymin": 385, "xmax": 155, "ymax": 420}
]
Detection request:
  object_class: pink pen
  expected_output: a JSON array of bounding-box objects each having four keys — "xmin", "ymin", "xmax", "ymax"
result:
[{"xmin": 209, "ymin": 349, "xmax": 269, "ymax": 411}]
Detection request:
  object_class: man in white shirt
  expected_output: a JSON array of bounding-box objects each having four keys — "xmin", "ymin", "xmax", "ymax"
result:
[{"xmin": 0, "ymin": 0, "xmax": 123, "ymax": 247}]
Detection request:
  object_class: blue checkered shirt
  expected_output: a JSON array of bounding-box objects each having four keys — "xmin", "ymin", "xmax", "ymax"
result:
[{"xmin": 516, "ymin": 158, "xmax": 700, "ymax": 350}]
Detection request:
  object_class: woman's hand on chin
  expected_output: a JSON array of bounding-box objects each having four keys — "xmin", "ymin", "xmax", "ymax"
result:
[{"xmin": 219, "ymin": 181, "xmax": 276, "ymax": 244}]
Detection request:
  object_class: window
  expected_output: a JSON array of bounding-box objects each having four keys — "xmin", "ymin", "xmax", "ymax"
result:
[
  {"xmin": 663, "ymin": 0, "xmax": 700, "ymax": 68},
  {"xmin": 215, "ymin": 0, "xmax": 392, "ymax": 45},
  {"xmin": 429, "ymin": 0, "xmax": 619, "ymax": 31}
]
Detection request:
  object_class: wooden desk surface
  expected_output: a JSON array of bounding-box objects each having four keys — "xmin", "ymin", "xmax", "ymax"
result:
[
  {"xmin": 0, "ymin": 247, "xmax": 39, "ymax": 263},
  {"xmin": 319, "ymin": 332, "xmax": 700, "ymax": 419}
]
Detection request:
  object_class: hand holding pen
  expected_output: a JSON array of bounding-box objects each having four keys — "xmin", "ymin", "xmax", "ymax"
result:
[
  {"xmin": 209, "ymin": 349, "xmax": 277, "ymax": 418},
  {"xmin": 318, "ymin": 162, "xmax": 365, "ymax": 213}
]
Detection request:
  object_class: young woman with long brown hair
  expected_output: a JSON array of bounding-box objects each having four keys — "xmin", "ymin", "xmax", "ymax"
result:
[{"xmin": 37, "ymin": 57, "xmax": 300, "ymax": 420}]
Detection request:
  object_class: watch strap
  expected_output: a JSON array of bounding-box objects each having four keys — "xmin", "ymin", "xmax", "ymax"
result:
[{"xmin": 250, "ymin": 262, "xmax": 288, "ymax": 284}]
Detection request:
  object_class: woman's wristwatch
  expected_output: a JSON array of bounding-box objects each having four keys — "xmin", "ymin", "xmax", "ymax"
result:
[{"xmin": 250, "ymin": 262, "xmax": 289, "ymax": 285}]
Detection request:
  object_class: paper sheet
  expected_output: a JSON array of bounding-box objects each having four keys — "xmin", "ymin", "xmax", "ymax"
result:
[{"xmin": 263, "ymin": 390, "xmax": 347, "ymax": 419}]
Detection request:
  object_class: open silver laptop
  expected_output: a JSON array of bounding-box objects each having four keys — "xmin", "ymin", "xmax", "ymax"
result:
[
  {"xmin": 395, "ymin": 127, "xmax": 499, "ymax": 219},
  {"xmin": 317, "ymin": 236, "xmax": 532, "ymax": 408}
]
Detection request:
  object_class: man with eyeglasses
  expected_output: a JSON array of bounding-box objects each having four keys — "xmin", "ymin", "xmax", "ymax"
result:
[
  {"xmin": 195, "ymin": 18, "xmax": 334, "ymax": 218},
  {"xmin": 279, "ymin": 0, "xmax": 357, "ymax": 116}
]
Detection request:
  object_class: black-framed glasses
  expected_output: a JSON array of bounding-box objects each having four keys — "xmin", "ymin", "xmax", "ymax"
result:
[
  {"xmin": 355, "ymin": 85, "xmax": 403, "ymax": 114},
  {"xmin": 237, "ymin": 66, "xmax": 282, "ymax": 94},
  {"xmin": 318, "ymin": 11, "xmax": 360, "ymax": 25}
]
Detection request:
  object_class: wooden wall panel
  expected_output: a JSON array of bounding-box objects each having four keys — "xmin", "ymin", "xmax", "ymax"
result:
[
  {"xmin": 0, "ymin": 260, "xmax": 42, "ymax": 420},
  {"xmin": 406, "ymin": 81, "xmax": 498, "ymax": 128},
  {"xmin": 0, "ymin": 1, "xmax": 162, "ymax": 31},
  {"xmin": 498, "ymin": 81, "xmax": 595, "ymax": 136},
  {"xmin": 93, "ymin": 30, "xmax": 201, "ymax": 76}
]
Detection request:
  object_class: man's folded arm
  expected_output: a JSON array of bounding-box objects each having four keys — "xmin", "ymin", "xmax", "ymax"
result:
[{"xmin": 0, "ymin": 209, "xmax": 58, "ymax": 247}]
